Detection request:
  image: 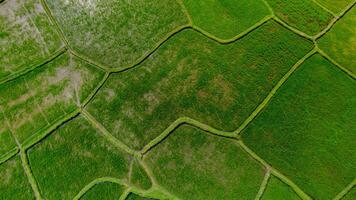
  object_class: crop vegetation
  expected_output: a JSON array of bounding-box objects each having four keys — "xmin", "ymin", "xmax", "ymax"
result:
[{"xmin": 0, "ymin": 0, "xmax": 355, "ymax": 199}]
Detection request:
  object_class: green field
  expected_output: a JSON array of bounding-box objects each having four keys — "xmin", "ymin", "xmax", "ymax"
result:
[
  {"xmin": 28, "ymin": 116, "xmax": 133, "ymax": 199},
  {"xmin": 318, "ymin": 6, "xmax": 356, "ymax": 74},
  {"xmin": 145, "ymin": 125, "xmax": 265, "ymax": 200},
  {"xmin": 80, "ymin": 182, "xmax": 125, "ymax": 200},
  {"xmin": 45, "ymin": 0, "xmax": 188, "ymax": 69},
  {"xmin": 0, "ymin": 0, "xmax": 355, "ymax": 199},
  {"xmin": 261, "ymin": 175, "xmax": 301, "ymax": 200},
  {"xmin": 0, "ymin": 52, "xmax": 105, "ymax": 156},
  {"xmin": 126, "ymin": 193, "xmax": 157, "ymax": 200},
  {"xmin": 181, "ymin": 0, "xmax": 270, "ymax": 40},
  {"xmin": 241, "ymin": 54, "xmax": 356, "ymax": 199},
  {"xmin": 0, "ymin": 0, "xmax": 63, "ymax": 82},
  {"xmin": 0, "ymin": 155, "xmax": 33, "ymax": 200},
  {"xmin": 266, "ymin": 0, "xmax": 333, "ymax": 35},
  {"xmin": 86, "ymin": 21, "xmax": 313, "ymax": 150},
  {"xmin": 341, "ymin": 186, "xmax": 356, "ymax": 200}
]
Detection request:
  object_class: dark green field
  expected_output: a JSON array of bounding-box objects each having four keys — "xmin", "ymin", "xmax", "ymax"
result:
[{"xmin": 0, "ymin": 0, "xmax": 355, "ymax": 199}]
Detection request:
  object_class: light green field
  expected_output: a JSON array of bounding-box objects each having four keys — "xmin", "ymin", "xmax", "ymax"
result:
[
  {"xmin": 45, "ymin": 0, "xmax": 188, "ymax": 69},
  {"xmin": 318, "ymin": 6, "xmax": 356, "ymax": 74},
  {"xmin": 0, "ymin": 0, "xmax": 62, "ymax": 82}
]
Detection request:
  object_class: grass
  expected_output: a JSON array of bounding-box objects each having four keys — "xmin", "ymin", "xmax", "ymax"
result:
[
  {"xmin": 28, "ymin": 115, "xmax": 131, "ymax": 199},
  {"xmin": 81, "ymin": 182, "xmax": 125, "ymax": 200},
  {"xmin": 144, "ymin": 125, "xmax": 265, "ymax": 200},
  {"xmin": 318, "ymin": 6, "xmax": 355, "ymax": 74},
  {"xmin": 0, "ymin": 155, "xmax": 34, "ymax": 200},
  {"xmin": 45, "ymin": 0, "xmax": 189, "ymax": 69},
  {"xmin": 86, "ymin": 20, "xmax": 313, "ymax": 150},
  {"xmin": 0, "ymin": 0, "xmax": 62, "ymax": 82},
  {"xmin": 182, "ymin": 0, "xmax": 270, "ymax": 39},
  {"xmin": 266, "ymin": 0, "xmax": 333, "ymax": 35},
  {"xmin": 0, "ymin": 52, "xmax": 105, "ymax": 146},
  {"xmin": 241, "ymin": 54, "xmax": 356, "ymax": 199},
  {"xmin": 262, "ymin": 175, "xmax": 301, "ymax": 200}
]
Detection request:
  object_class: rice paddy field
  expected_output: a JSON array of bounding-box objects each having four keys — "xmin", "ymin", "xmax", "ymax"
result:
[{"xmin": 0, "ymin": 0, "xmax": 355, "ymax": 199}]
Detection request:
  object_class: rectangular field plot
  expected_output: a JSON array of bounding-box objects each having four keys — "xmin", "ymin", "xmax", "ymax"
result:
[
  {"xmin": 28, "ymin": 116, "xmax": 131, "ymax": 200},
  {"xmin": 0, "ymin": 52, "xmax": 105, "ymax": 147},
  {"xmin": 144, "ymin": 125, "xmax": 265, "ymax": 200},
  {"xmin": 86, "ymin": 20, "xmax": 313, "ymax": 150},
  {"xmin": 242, "ymin": 54, "xmax": 356, "ymax": 199},
  {"xmin": 0, "ymin": 0, "xmax": 63, "ymax": 82},
  {"xmin": 266, "ymin": 0, "xmax": 333, "ymax": 35}
]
